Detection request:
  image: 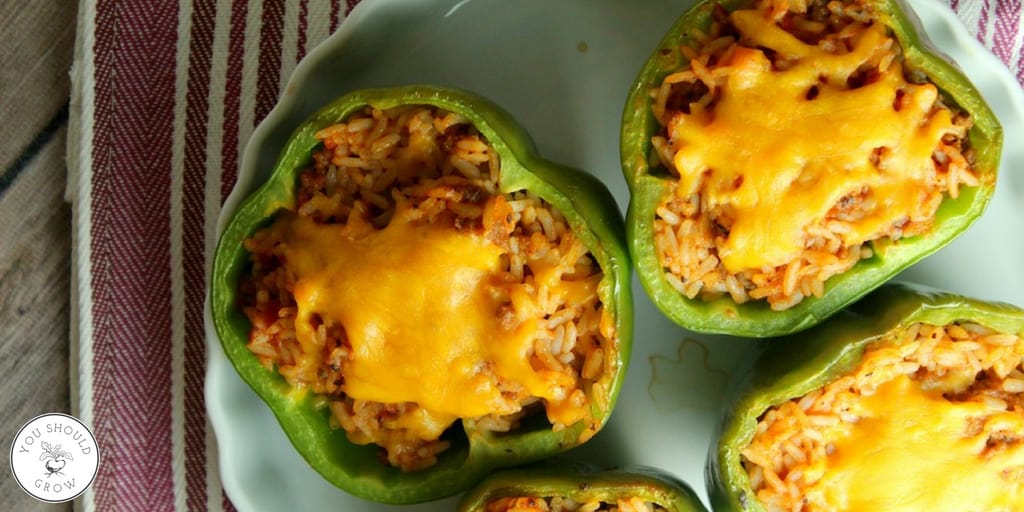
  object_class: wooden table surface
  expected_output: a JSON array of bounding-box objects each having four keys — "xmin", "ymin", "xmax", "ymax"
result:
[{"xmin": 1, "ymin": 1, "xmax": 77, "ymax": 510}]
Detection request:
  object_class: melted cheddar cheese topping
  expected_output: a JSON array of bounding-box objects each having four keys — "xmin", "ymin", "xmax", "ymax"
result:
[
  {"xmin": 667, "ymin": 11, "xmax": 956, "ymax": 272},
  {"xmin": 811, "ymin": 375, "xmax": 1024, "ymax": 510},
  {"xmin": 269, "ymin": 208, "xmax": 594, "ymax": 440}
]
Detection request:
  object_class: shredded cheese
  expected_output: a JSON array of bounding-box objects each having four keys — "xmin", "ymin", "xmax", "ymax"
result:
[
  {"xmin": 811, "ymin": 375, "xmax": 1024, "ymax": 511},
  {"xmin": 668, "ymin": 12, "xmax": 956, "ymax": 272},
  {"xmin": 269, "ymin": 208, "xmax": 594, "ymax": 440}
]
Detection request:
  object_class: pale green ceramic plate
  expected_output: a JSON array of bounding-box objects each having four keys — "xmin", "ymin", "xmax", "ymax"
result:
[{"xmin": 205, "ymin": 0, "xmax": 1024, "ymax": 510}]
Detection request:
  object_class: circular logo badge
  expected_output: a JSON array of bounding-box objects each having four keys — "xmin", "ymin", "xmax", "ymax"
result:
[{"xmin": 10, "ymin": 413, "xmax": 100, "ymax": 503}]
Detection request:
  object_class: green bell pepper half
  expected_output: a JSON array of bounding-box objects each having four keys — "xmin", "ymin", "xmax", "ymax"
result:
[
  {"xmin": 209, "ymin": 86, "xmax": 633, "ymax": 504},
  {"xmin": 458, "ymin": 465, "xmax": 708, "ymax": 512},
  {"xmin": 707, "ymin": 282, "xmax": 1024, "ymax": 510},
  {"xmin": 620, "ymin": 0, "xmax": 1003, "ymax": 337}
]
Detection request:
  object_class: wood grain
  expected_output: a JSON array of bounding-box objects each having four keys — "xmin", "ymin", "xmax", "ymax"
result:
[
  {"xmin": 0, "ymin": 1, "xmax": 76, "ymax": 510},
  {"xmin": 0, "ymin": 127, "xmax": 72, "ymax": 510},
  {"xmin": 0, "ymin": 0, "xmax": 76, "ymax": 171}
]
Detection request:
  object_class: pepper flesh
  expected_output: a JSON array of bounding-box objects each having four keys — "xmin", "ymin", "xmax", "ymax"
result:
[
  {"xmin": 210, "ymin": 86, "xmax": 632, "ymax": 504},
  {"xmin": 620, "ymin": 0, "xmax": 1002, "ymax": 337},
  {"xmin": 707, "ymin": 283, "xmax": 1024, "ymax": 511},
  {"xmin": 458, "ymin": 465, "xmax": 708, "ymax": 512}
]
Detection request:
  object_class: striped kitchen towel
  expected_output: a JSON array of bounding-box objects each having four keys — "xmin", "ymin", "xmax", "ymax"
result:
[{"xmin": 65, "ymin": 0, "xmax": 1024, "ymax": 511}]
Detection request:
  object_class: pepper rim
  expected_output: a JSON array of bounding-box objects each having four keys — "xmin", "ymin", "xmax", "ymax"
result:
[
  {"xmin": 620, "ymin": 0, "xmax": 1003, "ymax": 338},
  {"xmin": 707, "ymin": 282, "xmax": 1024, "ymax": 511},
  {"xmin": 210, "ymin": 86, "xmax": 633, "ymax": 504}
]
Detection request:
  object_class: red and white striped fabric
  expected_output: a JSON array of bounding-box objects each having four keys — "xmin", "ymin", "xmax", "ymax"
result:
[
  {"xmin": 68, "ymin": 1, "xmax": 356, "ymax": 510},
  {"xmin": 66, "ymin": 0, "xmax": 1023, "ymax": 511}
]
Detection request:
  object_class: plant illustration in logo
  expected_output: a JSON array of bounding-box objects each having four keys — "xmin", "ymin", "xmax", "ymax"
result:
[{"xmin": 39, "ymin": 441, "xmax": 73, "ymax": 477}]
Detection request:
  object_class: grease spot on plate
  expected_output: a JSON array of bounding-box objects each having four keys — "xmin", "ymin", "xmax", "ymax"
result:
[{"xmin": 648, "ymin": 337, "xmax": 730, "ymax": 413}]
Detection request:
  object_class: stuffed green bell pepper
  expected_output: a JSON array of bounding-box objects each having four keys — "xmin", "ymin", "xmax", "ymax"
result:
[
  {"xmin": 620, "ymin": 0, "xmax": 1002, "ymax": 337},
  {"xmin": 210, "ymin": 86, "xmax": 632, "ymax": 504},
  {"xmin": 459, "ymin": 465, "xmax": 708, "ymax": 512},
  {"xmin": 708, "ymin": 283, "xmax": 1024, "ymax": 511}
]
